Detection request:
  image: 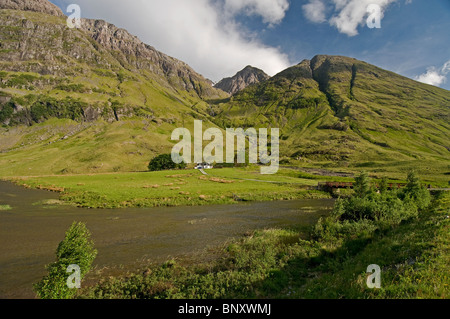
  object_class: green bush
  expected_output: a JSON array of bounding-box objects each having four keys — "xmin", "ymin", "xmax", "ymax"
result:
[
  {"xmin": 400, "ymin": 170, "xmax": 431, "ymax": 210},
  {"xmin": 353, "ymin": 171, "xmax": 372, "ymax": 198},
  {"xmin": 313, "ymin": 172, "xmax": 431, "ymax": 242},
  {"xmin": 0, "ymin": 102, "xmax": 14, "ymax": 123},
  {"xmin": 34, "ymin": 222, "xmax": 97, "ymax": 299},
  {"xmin": 148, "ymin": 154, "xmax": 186, "ymax": 172},
  {"xmin": 30, "ymin": 96, "xmax": 87, "ymax": 123}
]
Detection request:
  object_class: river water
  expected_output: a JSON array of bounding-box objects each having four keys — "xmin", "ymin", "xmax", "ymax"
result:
[{"xmin": 0, "ymin": 180, "xmax": 333, "ymax": 298}]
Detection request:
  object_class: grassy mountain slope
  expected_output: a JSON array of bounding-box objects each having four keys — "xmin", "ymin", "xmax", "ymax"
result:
[
  {"xmin": 213, "ymin": 56, "xmax": 450, "ymax": 179},
  {"xmin": 0, "ymin": 6, "xmax": 228, "ymax": 176}
]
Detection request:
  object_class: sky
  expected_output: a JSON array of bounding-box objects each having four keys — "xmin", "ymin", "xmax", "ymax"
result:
[{"xmin": 50, "ymin": 0, "xmax": 450, "ymax": 90}]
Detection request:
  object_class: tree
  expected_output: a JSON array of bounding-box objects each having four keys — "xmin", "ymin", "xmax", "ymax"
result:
[
  {"xmin": 148, "ymin": 154, "xmax": 186, "ymax": 172},
  {"xmin": 379, "ymin": 177, "xmax": 389, "ymax": 194},
  {"xmin": 34, "ymin": 222, "xmax": 97, "ymax": 299},
  {"xmin": 403, "ymin": 170, "xmax": 431, "ymax": 210},
  {"xmin": 353, "ymin": 171, "xmax": 371, "ymax": 198},
  {"xmin": 405, "ymin": 170, "xmax": 421, "ymax": 195}
]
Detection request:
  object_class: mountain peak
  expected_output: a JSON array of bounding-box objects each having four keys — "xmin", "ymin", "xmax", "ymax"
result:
[
  {"xmin": 215, "ymin": 65, "xmax": 269, "ymax": 95},
  {"xmin": 0, "ymin": 0, "xmax": 65, "ymax": 17}
]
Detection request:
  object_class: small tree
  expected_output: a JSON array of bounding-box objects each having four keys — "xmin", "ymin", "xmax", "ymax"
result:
[
  {"xmin": 148, "ymin": 153, "xmax": 186, "ymax": 172},
  {"xmin": 379, "ymin": 177, "xmax": 389, "ymax": 194},
  {"xmin": 353, "ymin": 171, "xmax": 371, "ymax": 198},
  {"xmin": 404, "ymin": 170, "xmax": 421, "ymax": 195},
  {"xmin": 34, "ymin": 222, "xmax": 97, "ymax": 299},
  {"xmin": 403, "ymin": 171, "xmax": 431, "ymax": 210}
]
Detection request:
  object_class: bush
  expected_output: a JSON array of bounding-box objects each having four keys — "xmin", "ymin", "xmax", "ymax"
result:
[
  {"xmin": 353, "ymin": 171, "xmax": 372, "ymax": 198},
  {"xmin": 34, "ymin": 222, "xmax": 97, "ymax": 299},
  {"xmin": 29, "ymin": 95, "xmax": 88, "ymax": 123},
  {"xmin": 148, "ymin": 154, "xmax": 186, "ymax": 172},
  {"xmin": 313, "ymin": 172, "xmax": 431, "ymax": 242},
  {"xmin": 0, "ymin": 102, "xmax": 14, "ymax": 123},
  {"xmin": 400, "ymin": 171, "xmax": 431, "ymax": 210}
]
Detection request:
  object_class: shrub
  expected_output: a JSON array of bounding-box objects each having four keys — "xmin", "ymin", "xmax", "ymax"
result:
[
  {"xmin": 401, "ymin": 171, "xmax": 431, "ymax": 210},
  {"xmin": 313, "ymin": 172, "xmax": 432, "ymax": 242},
  {"xmin": 148, "ymin": 154, "xmax": 186, "ymax": 172},
  {"xmin": 0, "ymin": 101, "xmax": 14, "ymax": 123},
  {"xmin": 353, "ymin": 171, "xmax": 372, "ymax": 198},
  {"xmin": 34, "ymin": 222, "xmax": 97, "ymax": 299}
]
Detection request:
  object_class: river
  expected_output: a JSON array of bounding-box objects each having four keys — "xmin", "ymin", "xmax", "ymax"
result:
[{"xmin": 0, "ymin": 180, "xmax": 333, "ymax": 298}]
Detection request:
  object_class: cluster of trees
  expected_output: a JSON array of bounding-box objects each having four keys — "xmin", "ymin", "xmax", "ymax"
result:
[
  {"xmin": 0, "ymin": 95, "xmax": 91, "ymax": 125},
  {"xmin": 148, "ymin": 154, "xmax": 186, "ymax": 172}
]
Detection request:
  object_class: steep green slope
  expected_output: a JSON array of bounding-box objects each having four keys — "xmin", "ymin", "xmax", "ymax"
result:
[
  {"xmin": 214, "ymin": 56, "xmax": 450, "ymax": 169},
  {"xmin": 0, "ymin": 5, "xmax": 228, "ymax": 176}
]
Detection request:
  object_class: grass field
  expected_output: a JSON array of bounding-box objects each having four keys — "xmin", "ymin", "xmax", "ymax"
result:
[
  {"xmin": 5, "ymin": 164, "xmax": 447, "ymax": 209},
  {"xmin": 6, "ymin": 167, "xmax": 331, "ymax": 208}
]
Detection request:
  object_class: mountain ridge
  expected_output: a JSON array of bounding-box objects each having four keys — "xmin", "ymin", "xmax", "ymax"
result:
[
  {"xmin": 0, "ymin": 0, "xmax": 65, "ymax": 17},
  {"xmin": 0, "ymin": 1, "xmax": 228, "ymax": 100},
  {"xmin": 213, "ymin": 54, "xmax": 449, "ymax": 165}
]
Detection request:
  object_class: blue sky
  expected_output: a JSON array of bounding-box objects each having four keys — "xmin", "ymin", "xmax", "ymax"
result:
[{"xmin": 51, "ymin": 0, "xmax": 450, "ymax": 90}]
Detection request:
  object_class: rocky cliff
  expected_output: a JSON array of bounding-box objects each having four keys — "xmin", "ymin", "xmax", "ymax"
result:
[
  {"xmin": 215, "ymin": 65, "xmax": 269, "ymax": 95},
  {"xmin": 0, "ymin": 0, "xmax": 65, "ymax": 17},
  {"xmin": 0, "ymin": 0, "xmax": 227, "ymax": 100}
]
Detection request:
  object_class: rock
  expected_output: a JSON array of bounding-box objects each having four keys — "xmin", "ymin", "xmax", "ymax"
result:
[{"xmin": 0, "ymin": 0, "xmax": 65, "ymax": 17}]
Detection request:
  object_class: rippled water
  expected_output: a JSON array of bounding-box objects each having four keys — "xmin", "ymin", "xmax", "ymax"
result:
[{"xmin": 0, "ymin": 180, "xmax": 333, "ymax": 298}]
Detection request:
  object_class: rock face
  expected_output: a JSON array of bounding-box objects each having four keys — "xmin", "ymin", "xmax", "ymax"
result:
[
  {"xmin": 0, "ymin": 0, "xmax": 65, "ymax": 17},
  {"xmin": 215, "ymin": 66, "xmax": 269, "ymax": 95},
  {"xmin": 0, "ymin": 0, "xmax": 227, "ymax": 100},
  {"xmin": 81, "ymin": 18, "xmax": 225, "ymax": 99}
]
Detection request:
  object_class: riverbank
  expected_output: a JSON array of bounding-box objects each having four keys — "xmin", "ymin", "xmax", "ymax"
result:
[
  {"xmin": 4, "ymin": 168, "xmax": 333, "ymax": 209},
  {"xmin": 0, "ymin": 179, "xmax": 335, "ymax": 298},
  {"xmin": 77, "ymin": 188, "xmax": 449, "ymax": 299}
]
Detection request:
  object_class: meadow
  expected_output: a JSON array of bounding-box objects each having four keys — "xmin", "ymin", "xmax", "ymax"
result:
[{"xmin": 6, "ymin": 167, "xmax": 331, "ymax": 209}]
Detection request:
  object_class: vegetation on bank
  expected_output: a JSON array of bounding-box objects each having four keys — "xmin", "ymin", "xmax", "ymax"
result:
[
  {"xmin": 0, "ymin": 204, "xmax": 12, "ymax": 211},
  {"xmin": 148, "ymin": 154, "xmax": 186, "ymax": 172},
  {"xmin": 71, "ymin": 172, "xmax": 448, "ymax": 299},
  {"xmin": 8, "ymin": 168, "xmax": 330, "ymax": 209},
  {"xmin": 34, "ymin": 222, "xmax": 97, "ymax": 299}
]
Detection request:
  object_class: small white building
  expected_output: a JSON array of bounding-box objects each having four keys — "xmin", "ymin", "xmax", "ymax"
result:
[{"xmin": 195, "ymin": 163, "xmax": 213, "ymax": 169}]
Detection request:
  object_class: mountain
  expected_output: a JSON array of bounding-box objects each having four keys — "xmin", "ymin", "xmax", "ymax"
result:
[
  {"xmin": 0, "ymin": 1, "xmax": 449, "ymax": 178},
  {"xmin": 0, "ymin": 0, "xmax": 65, "ymax": 17},
  {"xmin": 215, "ymin": 66, "xmax": 269, "ymax": 95},
  {"xmin": 0, "ymin": 0, "xmax": 228, "ymax": 175},
  {"xmin": 214, "ymin": 55, "xmax": 450, "ymax": 167}
]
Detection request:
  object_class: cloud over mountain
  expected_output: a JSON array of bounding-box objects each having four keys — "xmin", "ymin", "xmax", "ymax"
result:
[
  {"xmin": 53, "ymin": 0, "xmax": 291, "ymax": 82},
  {"xmin": 415, "ymin": 60, "xmax": 450, "ymax": 87}
]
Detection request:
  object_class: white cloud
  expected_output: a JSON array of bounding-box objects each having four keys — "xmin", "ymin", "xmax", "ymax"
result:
[
  {"xmin": 302, "ymin": 0, "xmax": 396, "ymax": 36},
  {"xmin": 330, "ymin": 0, "xmax": 393, "ymax": 36},
  {"xmin": 416, "ymin": 68, "xmax": 446, "ymax": 86},
  {"xmin": 224, "ymin": 0, "xmax": 290, "ymax": 25},
  {"xmin": 53, "ymin": 0, "xmax": 291, "ymax": 82},
  {"xmin": 302, "ymin": 0, "xmax": 327, "ymax": 23},
  {"xmin": 415, "ymin": 60, "xmax": 450, "ymax": 87}
]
